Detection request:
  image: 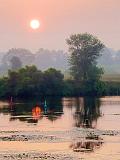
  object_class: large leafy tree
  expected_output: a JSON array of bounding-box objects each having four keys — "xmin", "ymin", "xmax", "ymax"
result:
[{"xmin": 67, "ymin": 33, "xmax": 104, "ymax": 81}]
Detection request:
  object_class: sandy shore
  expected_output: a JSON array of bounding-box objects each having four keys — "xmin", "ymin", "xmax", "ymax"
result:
[{"xmin": 0, "ymin": 128, "xmax": 119, "ymax": 160}]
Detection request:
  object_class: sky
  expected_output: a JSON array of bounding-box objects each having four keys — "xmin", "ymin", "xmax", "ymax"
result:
[{"xmin": 0, "ymin": 0, "xmax": 120, "ymax": 52}]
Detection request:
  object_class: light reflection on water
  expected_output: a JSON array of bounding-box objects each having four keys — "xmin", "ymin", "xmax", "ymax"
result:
[
  {"xmin": 0, "ymin": 97, "xmax": 102, "ymax": 131},
  {"xmin": 0, "ymin": 96, "xmax": 120, "ymax": 158}
]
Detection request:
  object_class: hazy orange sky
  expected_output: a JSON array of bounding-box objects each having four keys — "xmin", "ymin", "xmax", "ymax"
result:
[{"xmin": 0, "ymin": 0, "xmax": 120, "ymax": 52}]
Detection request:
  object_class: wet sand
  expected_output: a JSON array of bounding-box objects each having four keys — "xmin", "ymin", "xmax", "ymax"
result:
[{"xmin": 0, "ymin": 128, "xmax": 119, "ymax": 159}]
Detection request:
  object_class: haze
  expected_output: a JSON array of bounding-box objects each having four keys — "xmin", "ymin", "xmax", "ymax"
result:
[{"xmin": 0, "ymin": 0, "xmax": 120, "ymax": 51}]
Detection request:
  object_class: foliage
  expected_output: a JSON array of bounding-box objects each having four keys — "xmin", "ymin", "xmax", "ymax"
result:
[
  {"xmin": 0, "ymin": 66, "xmax": 64, "ymax": 98},
  {"xmin": 10, "ymin": 56, "xmax": 22, "ymax": 70},
  {"xmin": 67, "ymin": 33, "xmax": 104, "ymax": 81},
  {"xmin": 1, "ymin": 47, "xmax": 120, "ymax": 76},
  {"xmin": 0, "ymin": 32, "xmax": 120, "ymax": 98},
  {"xmin": 44, "ymin": 68, "xmax": 64, "ymax": 95},
  {"xmin": 0, "ymin": 48, "xmax": 67, "ymax": 76},
  {"xmin": 0, "ymin": 65, "xmax": 120, "ymax": 98}
]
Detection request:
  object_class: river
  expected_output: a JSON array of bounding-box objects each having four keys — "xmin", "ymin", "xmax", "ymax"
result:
[{"xmin": 0, "ymin": 96, "xmax": 120, "ymax": 160}]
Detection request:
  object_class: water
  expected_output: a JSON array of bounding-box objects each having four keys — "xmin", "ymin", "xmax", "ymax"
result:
[{"xmin": 0, "ymin": 96, "xmax": 120, "ymax": 159}]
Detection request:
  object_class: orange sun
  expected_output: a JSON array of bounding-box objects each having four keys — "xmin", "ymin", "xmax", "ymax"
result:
[{"xmin": 30, "ymin": 19, "xmax": 40, "ymax": 30}]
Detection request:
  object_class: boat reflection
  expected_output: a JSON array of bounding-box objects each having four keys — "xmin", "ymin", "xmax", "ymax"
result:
[
  {"xmin": 0, "ymin": 98, "xmax": 63, "ymax": 123},
  {"xmin": 32, "ymin": 105, "xmax": 42, "ymax": 123}
]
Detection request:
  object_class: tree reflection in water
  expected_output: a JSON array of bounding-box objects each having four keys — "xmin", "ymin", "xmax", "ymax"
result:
[
  {"xmin": 9, "ymin": 103, "xmax": 44, "ymax": 124},
  {"xmin": 73, "ymin": 97, "xmax": 101, "ymax": 128},
  {"xmin": 0, "ymin": 98, "xmax": 63, "ymax": 123},
  {"xmin": 0, "ymin": 97, "xmax": 104, "ymax": 152},
  {"xmin": 69, "ymin": 97, "xmax": 103, "ymax": 153},
  {"xmin": 45, "ymin": 97, "xmax": 63, "ymax": 121}
]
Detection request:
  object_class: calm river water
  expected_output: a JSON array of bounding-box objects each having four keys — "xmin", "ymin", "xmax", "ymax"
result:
[{"xmin": 0, "ymin": 96, "xmax": 120, "ymax": 160}]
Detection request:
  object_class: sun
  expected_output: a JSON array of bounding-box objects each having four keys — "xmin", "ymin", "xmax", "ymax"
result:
[{"xmin": 30, "ymin": 19, "xmax": 40, "ymax": 30}]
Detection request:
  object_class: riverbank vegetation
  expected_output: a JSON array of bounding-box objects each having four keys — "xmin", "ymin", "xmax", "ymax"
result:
[
  {"xmin": 0, "ymin": 33, "xmax": 120, "ymax": 98},
  {"xmin": 0, "ymin": 65, "xmax": 120, "ymax": 98}
]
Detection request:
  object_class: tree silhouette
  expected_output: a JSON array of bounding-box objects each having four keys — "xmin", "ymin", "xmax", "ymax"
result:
[{"xmin": 10, "ymin": 56, "xmax": 22, "ymax": 70}]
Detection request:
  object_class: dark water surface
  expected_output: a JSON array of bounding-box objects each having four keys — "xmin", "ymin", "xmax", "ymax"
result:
[{"xmin": 0, "ymin": 96, "xmax": 120, "ymax": 159}]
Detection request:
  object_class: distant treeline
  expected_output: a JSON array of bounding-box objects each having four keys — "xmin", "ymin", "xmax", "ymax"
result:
[
  {"xmin": 1, "ymin": 47, "xmax": 120, "ymax": 76},
  {"xmin": 0, "ymin": 48, "xmax": 68, "ymax": 76},
  {"xmin": 1, "ymin": 33, "xmax": 120, "ymax": 98}
]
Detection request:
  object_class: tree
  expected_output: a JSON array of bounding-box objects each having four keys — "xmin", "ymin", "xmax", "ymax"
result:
[
  {"xmin": 7, "ymin": 70, "xmax": 20, "ymax": 96},
  {"xmin": 66, "ymin": 33, "xmax": 105, "ymax": 81},
  {"xmin": 10, "ymin": 56, "xmax": 22, "ymax": 70},
  {"xmin": 0, "ymin": 66, "xmax": 65, "ymax": 98},
  {"xmin": 44, "ymin": 68, "xmax": 64, "ymax": 95},
  {"xmin": 5, "ymin": 48, "xmax": 34, "ymax": 66}
]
